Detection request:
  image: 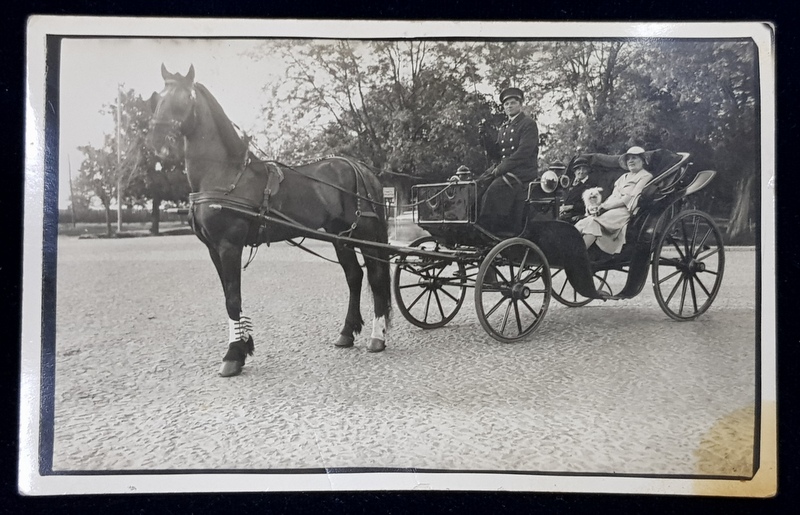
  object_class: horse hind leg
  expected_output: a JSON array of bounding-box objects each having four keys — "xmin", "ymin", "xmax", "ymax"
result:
[
  {"xmin": 333, "ymin": 244, "xmax": 364, "ymax": 348},
  {"xmin": 363, "ymin": 246, "xmax": 391, "ymax": 353}
]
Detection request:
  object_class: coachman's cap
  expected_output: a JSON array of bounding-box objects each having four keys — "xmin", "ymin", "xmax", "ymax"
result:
[
  {"xmin": 618, "ymin": 146, "xmax": 648, "ymax": 169},
  {"xmin": 499, "ymin": 87, "xmax": 524, "ymax": 104}
]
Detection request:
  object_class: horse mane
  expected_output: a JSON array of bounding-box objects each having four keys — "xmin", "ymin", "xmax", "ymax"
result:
[{"xmin": 194, "ymin": 83, "xmax": 247, "ymax": 158}]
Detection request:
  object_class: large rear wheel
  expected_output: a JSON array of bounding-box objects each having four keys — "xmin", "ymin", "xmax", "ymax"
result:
[
  {"xmin": 652, "ymin": 210, "xmax": 725, "ymax": 320},
  {"xmin": 393, "ymin": 236, "xmax": 467, "ymax": 329},
  {"xmin": 475, "ymin": 238, "xmax": 551, "ymax": 343}
]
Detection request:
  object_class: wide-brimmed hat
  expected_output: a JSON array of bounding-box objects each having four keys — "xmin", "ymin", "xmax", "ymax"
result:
[
  {"xmin": 618, "ymin": 146, "xmax": 648, "ymax": 169},
  {"xmin": 572, "ymin": 156, "xmax": 591, "ymax": 170},
  {"xmin": 499, "ymin": 87, "xmax": 524, "ymax": 104}
]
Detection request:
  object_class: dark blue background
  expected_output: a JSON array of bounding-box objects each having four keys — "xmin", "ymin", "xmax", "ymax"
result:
[{"xmin": 1, "ymin": 2, "xmax": 796, "ymax": 513}]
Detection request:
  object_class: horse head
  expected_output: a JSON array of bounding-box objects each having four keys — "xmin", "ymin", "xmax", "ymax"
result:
[{"xmin": 148, "ymin": 64, "xmax": 197, "ymax": 159}]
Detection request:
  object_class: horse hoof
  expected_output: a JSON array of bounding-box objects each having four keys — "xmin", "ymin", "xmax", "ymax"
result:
[
  {"xmin": 335, "ymin": 334, "xmax": 355, "ymax": 348},
  {"xmin": 367, "ymin": 338, "xmax": 386, "ymax": 353},
  {"xmin": 219, "ymin": 360, "xmax": 243, "ymax": 377}
]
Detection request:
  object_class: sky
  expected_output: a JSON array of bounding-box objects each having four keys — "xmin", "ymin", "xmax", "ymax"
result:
[{"xmin": 58, "ymin": 38, "xmax": 283, "ymax": 208}]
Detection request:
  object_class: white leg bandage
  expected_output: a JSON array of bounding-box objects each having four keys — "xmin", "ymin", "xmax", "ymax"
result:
[
  {"xmin": 371, "ymin": 316, "xmax": 387, "ymax": 340},
  {"xmin": 228, "ymin": 315, "xmax": 252, "ymax": 342}
]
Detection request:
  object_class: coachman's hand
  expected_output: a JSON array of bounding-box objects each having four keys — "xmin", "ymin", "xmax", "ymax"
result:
[{"xmin": 477, "ymin": 173, "xmax": 493, "ymax": 184}]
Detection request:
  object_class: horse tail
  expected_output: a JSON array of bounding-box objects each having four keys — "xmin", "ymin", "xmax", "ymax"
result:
[{"xmin": 350, "ymin": 159, "xmax": 392, "ymax": 320}]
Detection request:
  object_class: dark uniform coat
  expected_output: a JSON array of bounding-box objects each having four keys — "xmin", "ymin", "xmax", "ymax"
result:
[
  {"xmin": 479, "ymin": 112, "xmax": 539, "ymax": 233},
  {"xmin": 560, "ymin": 175, "xmax": 601, "ymax": 223}
]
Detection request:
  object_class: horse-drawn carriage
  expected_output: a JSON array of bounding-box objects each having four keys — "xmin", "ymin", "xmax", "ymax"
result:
[
  {"xmin": 149, "ymin": 64, "xmax": 725, "ymax": 376},
  {"xmin": 393, "ymin": 149, "xmax": 725, "ymax": 342}
]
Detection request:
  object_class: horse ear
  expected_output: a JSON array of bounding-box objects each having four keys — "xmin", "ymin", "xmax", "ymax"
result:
[
  {"xmin": 161, "ymin": 63, "xmax": 171, "ymax": 80},
  {"xmin": 146, "ymin": 91, "xmax": 160, "ymax": 114},
  {"xmin": 186, "ymin": 64, "xmax": 195, "ymax": 83}
]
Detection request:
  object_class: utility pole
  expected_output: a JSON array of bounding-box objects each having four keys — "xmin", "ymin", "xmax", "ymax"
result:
[
  {"xmin": 67, "ymin": 154, "xmax": 76, "ymax": 228},
  {"xmin": 116, "ymin": 84, "xmax": 123, "ymax": 234}
]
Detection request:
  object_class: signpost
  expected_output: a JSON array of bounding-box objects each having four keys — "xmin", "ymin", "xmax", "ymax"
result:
[{"xmin": 382, "ymin": 187, "xmax": 397, "ymax": 240}]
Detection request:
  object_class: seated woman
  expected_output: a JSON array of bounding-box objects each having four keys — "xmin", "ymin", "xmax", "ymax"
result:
[{"xmin": 575, "ymin": 146, "xmax": 653, "ymax": 257}]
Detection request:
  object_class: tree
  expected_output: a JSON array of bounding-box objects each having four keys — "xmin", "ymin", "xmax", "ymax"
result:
[
  {"xmin": 255, "ymin": 40, "xmax": 495, "ymax": 183},
  {"xmin": 74, "ymin": 137, "xmax": 117, "ymax": 236}
]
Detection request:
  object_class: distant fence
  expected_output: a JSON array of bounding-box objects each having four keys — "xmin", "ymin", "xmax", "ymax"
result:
[{"xmin": 58, "ymin": 209, "xmax": 189, "ymax": 225}]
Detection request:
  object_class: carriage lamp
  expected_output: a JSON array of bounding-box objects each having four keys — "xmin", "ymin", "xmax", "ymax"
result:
[
  {"xmin": 455, "ymin": 165, "xmax": 473, "ymax": 181},
  {"xmin": 540, "ymin": 170, "xmax": 560, "ymax": 193}
]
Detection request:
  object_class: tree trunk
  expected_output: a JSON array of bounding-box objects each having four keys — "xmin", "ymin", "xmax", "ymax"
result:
[
  {"xmin": 151, "ymin": 196, "xmax": 161, "ymax": 235},
  {"xmin": 104, "ymin": 205, "xmax": 113, "ymax": 237},
  {"xmin": 727, "ymin": 175, "xmax": 754, "ymax": 242}
]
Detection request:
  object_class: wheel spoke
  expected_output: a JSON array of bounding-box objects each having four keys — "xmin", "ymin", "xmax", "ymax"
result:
[
  {"xmin": 667, "ymin": 235, "xmax": 687, "ymax": 261},
  {"xmin": 558, "ymin": 277, "xmax": 568, "ymax": 296},
  {"xmin": 519, "ymin": 264, "xmax": 544, "ymax": 284},
  {"xmin": 494, "ymin": 266, "xmax": 509, "ymax": 285},
  {"xmin": 500, "ymin": 301, "xmax": 512, "ymax": 334},
  {"xmin": 423, "ymin": 289, "xmax": 433, "ymax": 321},
  {"xmin": 694, "ymin": 273, "xmax": 712, "ymax": 297},
  {"xmin": 689, "ymin": 274, "xmax": 699, "ymax": 313},
  {"xmin": 513, "ymin": 300, "xmax": 523, "ymax": 334},
  {"xmin": 693, "ymin": 227, "xmax": 713, "ymax": 258},
  {"xmin": 697, "ymin": 246, "xmax": 721, "ymax": 262},
  {"xmin": 433, "ymin": 290, "xmax": 445, "ymax": 320},
  {"xmin": 399, "ymin": 282, "xmax": 426, "ymax": 290},
  {"xmin": 678, "ymin": 275, "xmax": 688, "ymax": 316},
  {"xmin": 439, "ymin": 286, "xmax": 460, "ymax": 303},
  {"xmin": 665, "ymin": 273, "xmax": 685, "ymax": 305},
  {"xmin": 680, "ymin": 216, "xmax": 692, "ymax": 258},
  {"xmin": 406, "ymin": 287, "xmax": 428, "ymax": 310},
  {"xmin": 485, "ymin": 296, "xmax": 507, "ymax": 318},
  {"xmin": 516, "ymin": 249, "xmax": 531, "ymax": 281},
  {"xmin": 521, "ymin": 298, "xmax": 541, "ymax": 320},
  {"xmin": 689, "ymin": 217, "xmax": 700, "ymax": 255},
  {"xmin": 658, "ymin": 268, "xmax": 683, "ymax": 285}
]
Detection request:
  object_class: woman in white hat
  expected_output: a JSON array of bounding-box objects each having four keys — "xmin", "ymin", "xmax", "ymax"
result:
[{"xmin": 574, "ymin": 146, "xmax": 653, "ymax": 256}]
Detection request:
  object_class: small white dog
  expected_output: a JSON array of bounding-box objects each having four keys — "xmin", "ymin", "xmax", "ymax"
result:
[{"xmin": 582, "ymin": 187, "xmax": 604, "ymax": 216}]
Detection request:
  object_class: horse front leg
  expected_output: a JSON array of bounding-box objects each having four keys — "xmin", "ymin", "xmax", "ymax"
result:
[
  {"xmin": 333, "ymin": 244, "xmax": 364, "ymax": 349},
  {"xmin": 217, "ymin": 242, "xmax": 254, "ymax": 377}
]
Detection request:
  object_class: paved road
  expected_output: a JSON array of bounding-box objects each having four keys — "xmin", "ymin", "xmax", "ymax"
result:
[{"xmin": 52, "ymin": 235, "xmax": 758, "ymax": 477}]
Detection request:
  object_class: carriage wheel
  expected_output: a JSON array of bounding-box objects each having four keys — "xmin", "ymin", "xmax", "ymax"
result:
[
  {"xmin": 652, "ymin": 210, "xmax": 725, "ymax": 321},
  {"xmin": 550, "ymin": 268, "xmax": 613, "ymax": 307},
  {"xmin": 393, "ymin": 236, "xmax": 467, "ymax": 329},
  {"xmin": 475, "ymin": 238, "xmax": 551, "ymax": 343}
]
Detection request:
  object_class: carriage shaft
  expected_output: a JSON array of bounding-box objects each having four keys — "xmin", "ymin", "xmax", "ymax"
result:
[{"xmin": 208, "ymin": 203, "xmax": 472, "ymax": 263}]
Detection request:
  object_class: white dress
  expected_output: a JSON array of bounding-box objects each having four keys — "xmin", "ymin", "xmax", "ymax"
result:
[{"xmin": 574, "ymin": 169, "xmax": 653, "ymax": 254}]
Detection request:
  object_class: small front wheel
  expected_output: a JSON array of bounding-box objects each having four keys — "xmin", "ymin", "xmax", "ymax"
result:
[
  {"xmin": 393, "ymin": 236, "xmax": 467, "ymax": 329},
  {"xmin": 652, "ymin": 210, "xmax": 725, "ymax": 320},
  {"xmin": 475, "ymin": 238, "xmax": 551, "ymax": 343}
]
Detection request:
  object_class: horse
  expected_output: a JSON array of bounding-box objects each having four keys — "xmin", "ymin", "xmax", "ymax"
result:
[{"xmin": 147, "ymin": 64, "xmax": 392, "ymax": 377}]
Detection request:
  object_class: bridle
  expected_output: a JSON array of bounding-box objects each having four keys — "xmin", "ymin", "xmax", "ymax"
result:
[{"xmin": 150, "ymin": 80, "xmax": 199, "ymax": 139}]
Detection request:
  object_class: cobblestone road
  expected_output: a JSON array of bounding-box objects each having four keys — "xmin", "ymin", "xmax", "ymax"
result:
[{"xmin": 52, "ymin": 235, "xmax": 758, "ymax": 477}]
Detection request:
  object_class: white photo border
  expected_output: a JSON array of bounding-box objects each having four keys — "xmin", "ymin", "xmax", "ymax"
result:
[{"xmin": 21, "ymin": 16, "xmax": 776, "ymax": 497}]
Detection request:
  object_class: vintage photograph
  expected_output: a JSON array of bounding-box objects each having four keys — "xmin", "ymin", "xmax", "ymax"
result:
[{"xmin": 20, "ymin": 18, "xmax": 775, "ymax": 496}]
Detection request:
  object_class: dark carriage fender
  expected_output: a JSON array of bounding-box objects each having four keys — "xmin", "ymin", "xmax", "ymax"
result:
[{"xmin": 525, "ymin": 221, "xmax": 604, "ymax": 299}]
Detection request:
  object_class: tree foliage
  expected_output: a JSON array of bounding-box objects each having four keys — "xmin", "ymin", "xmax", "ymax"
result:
[
  {"xmin": 257, "ymin": 40, "xmax": 496, "ymax": 180},
  {"xmin": 73, "ymin": 88, "xmax": 189, "ymax": 233}
]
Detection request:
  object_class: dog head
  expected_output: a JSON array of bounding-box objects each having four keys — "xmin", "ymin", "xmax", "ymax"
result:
[{"xmin": 582, "ymin": 187, "xmax": 603, "ymax": 215}]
